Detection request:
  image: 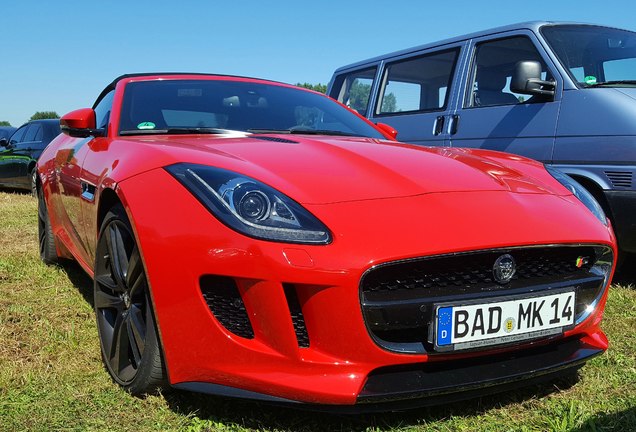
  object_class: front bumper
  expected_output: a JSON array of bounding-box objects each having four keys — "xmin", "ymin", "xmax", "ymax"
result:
[
  {"xmin": 175, "ymin": 334, "xmax": 604, "ymax": 412},
  {"xmin": 118, "ymin": 168, "xmax": 615, "ymax": 406}
]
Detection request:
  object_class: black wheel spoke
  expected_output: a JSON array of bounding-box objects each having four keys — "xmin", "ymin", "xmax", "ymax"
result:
[
  {"xmin": 94, "ymin": 289, "xmax": 124, "ymax": 310},
  {"xmin": 126, "ymin": 245, "xmax": 145, "ymax": 297},
  {"xmin": 110, "ymin": 314, "xmax": 131, "ymax": 376},
  {"xmin": 128, "ymin": 307, "xmax": 145, "ymax": 366},
  {"xmin": 106, "ymin": 224, "xmax": 129, "ymax": 291},
  {"xmin": 95, "ymin": 274, "xmax": 122, "ymax": 293}
]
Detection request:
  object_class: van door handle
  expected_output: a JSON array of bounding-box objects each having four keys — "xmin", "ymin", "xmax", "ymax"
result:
[
  {"xmin": 433, "ymin": 116, "xmax": 445, "ymax": 136},
  {"xmin": 449, "ymin": 115, "xmax": 460, "ymax": 135}
]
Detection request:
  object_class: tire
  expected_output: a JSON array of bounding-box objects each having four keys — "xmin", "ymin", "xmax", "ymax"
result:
[
  {"xmin": 37, "ymin": 186, "xmax": 58, "ymax": 265},
  {"xmin": 30, "ymin": 168, "xmax": 38, "ymax": 197},
  {"xmin": 93, "ymin": 204, "xmax": 167, "ymax": 395}
]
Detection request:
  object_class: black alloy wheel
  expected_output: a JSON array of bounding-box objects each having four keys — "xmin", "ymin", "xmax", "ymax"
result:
[
  {"xmin": 37, "ymin": 186, "xmax": 58, "ymax": 265},
  {"xmin": 94, "ymin": 204, "xmax": 166, "ymax": 395}
]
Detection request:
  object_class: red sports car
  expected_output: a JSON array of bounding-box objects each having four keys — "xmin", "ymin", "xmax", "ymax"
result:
[{"xmin": 37, "ymin": 73, "xmax": 616, "ymax": 409}]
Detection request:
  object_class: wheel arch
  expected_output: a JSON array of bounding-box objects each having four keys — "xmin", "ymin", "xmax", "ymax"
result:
[{"xmin": 567, "ymin": 174, "xmax": 613, "ymax": 220}]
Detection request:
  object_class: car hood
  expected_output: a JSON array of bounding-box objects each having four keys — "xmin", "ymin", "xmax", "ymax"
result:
[
  {"xmin": 614, "ymin": 87, "xmax": 636, "ymax": 101},
  {"xmin": 124, "ymin": 134, "xmax": 565, "ymax": 204}
]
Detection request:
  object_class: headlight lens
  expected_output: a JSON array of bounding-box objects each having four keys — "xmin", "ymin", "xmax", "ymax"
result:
[
  {"xmin": 166, "ymin": 163, "xmax": 331, "ymax": 244},
  {"xmin": 546, "ymin": 166, "xmax": 608, "ymax": 226}
]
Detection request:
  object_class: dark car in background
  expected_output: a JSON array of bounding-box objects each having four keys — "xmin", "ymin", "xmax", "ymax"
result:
[
  {"xmin": 0, "ymin": 126, "xmax": 17, "ymax": 142},
  {"xmin": 0, "ymin": 119, "xmax": 60, "ymax": 195}
]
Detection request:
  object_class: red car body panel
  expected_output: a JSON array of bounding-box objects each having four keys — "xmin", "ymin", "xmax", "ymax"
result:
[{"xmin": 37, "ymin": 74, "xmax": 617, "ymax": 406}]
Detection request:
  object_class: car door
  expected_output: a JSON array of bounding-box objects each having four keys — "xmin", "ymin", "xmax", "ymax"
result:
[
  {"xmin": 0, "ymin": 124, "xmax": 29, "ymax": 186},
  {"xmin": 12, "ymin": 123, "xmax": 42, "ymax": 188},
  {"xmin": 367, "ymin": 43, "xmax": 468, "ymax": 147},
  {"xmin": 449, "ymin": 32, "xmax": 562, "ymax": 162}
]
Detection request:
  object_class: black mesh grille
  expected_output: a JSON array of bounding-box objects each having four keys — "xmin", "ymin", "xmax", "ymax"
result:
[
  {"xmin": 363, "ymin": 247, "xmax": 592, "ymax": 297},
  {"xmin": 283, "ymin": 284, "xmax": 310, "ymax": 348},
  {"xmin": 200, "ymin": 276, "xmax": 254, "ymax": 339},
  {"xmin": 360, "ymin": 246, "xmax": 610, "ymax": 354}
]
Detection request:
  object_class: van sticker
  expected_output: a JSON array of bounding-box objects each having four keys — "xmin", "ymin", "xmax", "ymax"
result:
[
  {"xmin": 584, "ymin": 76, "xmax": 597, "ymax": 85},
  {"xmin": 137, "ymin": 122, "xmax": 156, "ymax": 130}
]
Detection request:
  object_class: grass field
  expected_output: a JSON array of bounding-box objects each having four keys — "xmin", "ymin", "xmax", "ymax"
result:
[{"xmin": 1, "ymin": 190, "xmax": 635, "ymax": 431}]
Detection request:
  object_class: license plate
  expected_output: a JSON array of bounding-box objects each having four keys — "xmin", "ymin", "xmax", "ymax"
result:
[{"xmin": 434, "ymin": 290, "xmax": 575, "ymax": 351}]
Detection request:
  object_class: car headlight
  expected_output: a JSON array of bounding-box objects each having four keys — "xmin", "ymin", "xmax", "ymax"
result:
[
  {"xmin": 166, "ymin": 163, "xmax": 331, "ymax": 244},
  {"xmin": 546, "ymin": 166, "xmax": 608, "ymax": 226}
]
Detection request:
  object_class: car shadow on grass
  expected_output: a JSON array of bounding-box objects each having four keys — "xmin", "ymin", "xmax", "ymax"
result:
[
  {"xmin": 162, "ymin": 374, "xmax": 580, "ymax": 431},
  {"xmin": 59, "ymin": 259, "xmax": 94, "ymax": 307},
  {"xmin": 570, "ymin": 406, "xmax": 636, "ymax": 432}
]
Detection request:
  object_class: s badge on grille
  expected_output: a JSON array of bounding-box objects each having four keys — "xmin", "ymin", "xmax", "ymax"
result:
[{"xmin": 493, "ymin": 254, "xmax": 516, "ymax": 284}]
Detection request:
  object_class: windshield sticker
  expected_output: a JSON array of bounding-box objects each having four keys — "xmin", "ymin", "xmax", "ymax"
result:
[
  {"xmin": 137, "ymin": 122, "xmax": 156, "ymax": 130},
  {"xmin": 584, "ymin": 76, "xmax": 597, "ymax": 85}
]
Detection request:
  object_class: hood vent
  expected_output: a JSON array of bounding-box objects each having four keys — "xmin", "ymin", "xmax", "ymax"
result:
[
  {"xmin": 252, "ymin": 136, "xmax": 299, "ymax": 144},
  {"xmin": 605, "ymin": 171, "xmax": 633, "ymax": 189}
]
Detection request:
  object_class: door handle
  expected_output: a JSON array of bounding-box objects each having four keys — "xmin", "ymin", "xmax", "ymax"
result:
[
  {"xmin": 449, "ymin": 115, "xmax": 460, "ymax": 135},
  {"xmin": 432, "ymin": 116, "xmax": 445, "ymax": 136}
]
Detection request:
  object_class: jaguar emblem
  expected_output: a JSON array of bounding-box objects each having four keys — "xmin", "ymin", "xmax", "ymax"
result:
[{"xmin": 493, "ymin": 254, "xmax": 516, "ymax": 284}]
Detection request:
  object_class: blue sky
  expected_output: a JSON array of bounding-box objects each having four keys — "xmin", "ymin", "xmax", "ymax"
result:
[{"xmin": 1, "ymin": 0, "xmax": 634, "ymax": 127}]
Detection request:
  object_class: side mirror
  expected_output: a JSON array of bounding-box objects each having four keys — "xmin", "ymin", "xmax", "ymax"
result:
[
  {"xmin": 510, "ymin": 61, "xmax": 555, "ymax": 97},
  {"xmin": 0, "ymin": 137, "xmax": 7, "ymax": 148},
  {"xmin": 60, "ymin": 108, "xmax": 105, "ymax": 138},
  {"xmin": 375, "ymin": 122, "xmax": 398, "ymax": 140}
]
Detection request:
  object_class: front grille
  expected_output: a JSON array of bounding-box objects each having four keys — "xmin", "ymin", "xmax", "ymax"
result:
[
  {"xmin": 200, "ymin": 276, "xmax": 254, "ymax": 339},
  {"xmin": 360, "ymin": 245, "xmax": 611, "ymax": 354},
  {"xmin": 605, "ymin": 170, "xmax": 633, "ymax": 188}
]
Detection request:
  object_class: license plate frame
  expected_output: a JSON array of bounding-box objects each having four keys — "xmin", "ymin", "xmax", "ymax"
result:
[{"xmin": 432, "ymin": 288, "xmax": 576, "ymax": 352}]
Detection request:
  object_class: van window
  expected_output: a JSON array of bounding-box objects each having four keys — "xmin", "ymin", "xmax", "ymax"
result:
[
  {"xmin": 329, "ymin": 67, "xmax": 377, "ymax": 116},
  {"xmin": 376, "ymin": 49, "xmax": 459, "ymax": 116},
  {"xmin": 469, "ymin": 36, "xmax": 552, "ymax": 107}
]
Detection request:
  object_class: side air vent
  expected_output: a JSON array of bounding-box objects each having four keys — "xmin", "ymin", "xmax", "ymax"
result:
[
  {"xmin": 605, "ymin": 171, "xmax": 633, "ymax": 188},
  {"xmin": 200, "ymin": 276, "xmax": 254, "ymax": 339},
  {"xmin": 252, "ymin": 136, "xmax": 299, "ymax": 144},
  {"xmin": 283, "ymin": 284, "xmax": 310, "ymax": 348}
]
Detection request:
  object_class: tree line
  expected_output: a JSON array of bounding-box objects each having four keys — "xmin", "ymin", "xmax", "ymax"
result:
[{"xmin": 0, "ymin": 111, "xmax": 60, "ymax": 127}]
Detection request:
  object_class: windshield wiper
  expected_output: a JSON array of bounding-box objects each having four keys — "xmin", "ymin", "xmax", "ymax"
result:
[
  {"xmin": 247, "ymin": 128, "xmax": 360, "ymax": 137},
  {"xmin": 585, "ymin": 80, "xmax": 636, "ymax": 87},
  {"xmin": 120, "ymin": 127, "xmax": 242, "ymax": 136}
]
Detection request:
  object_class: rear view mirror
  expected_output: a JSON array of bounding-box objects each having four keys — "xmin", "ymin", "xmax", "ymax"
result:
[
  {"xmin": 510, "ymin": 61, "xmax": 555, "ymax": 97},
  {"xmin": 60, "ymin": 108, "xmax": 105, "ymax": 138},
  {"xmin": 375, "ymin": 122, "xmax": 398, "ymax": 140}
]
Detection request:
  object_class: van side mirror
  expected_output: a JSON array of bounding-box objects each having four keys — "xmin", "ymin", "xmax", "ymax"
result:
[
  {"xmin": 60, "ymin": 108, "xmax": 105, "ymax": 138},
  {"xmin": 510, "ymin": 61, "xmax": 555, "ymax": 97},
  {"xmin": 0, "ymin": 138, "xmax": 7, "ymax": 148},
  {"xmin": 375, "ymin": 122, "xmax": 398, "ymax": 140}
]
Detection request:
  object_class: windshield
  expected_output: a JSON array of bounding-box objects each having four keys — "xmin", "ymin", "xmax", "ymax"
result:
[
  {"xmin": 542, "ymin": 25, "xmax": 636, "ymax": 88},
  {"xmin": 118, "ymin": 79, "xmax": 385, "ymax": 138}
]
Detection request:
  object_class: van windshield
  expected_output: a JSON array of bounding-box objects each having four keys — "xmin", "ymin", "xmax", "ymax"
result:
[{"xmin": 542, "ymin": 25, "xmax": 636, "ymax": 88}]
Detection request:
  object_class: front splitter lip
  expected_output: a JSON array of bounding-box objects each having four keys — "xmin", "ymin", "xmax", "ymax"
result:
[{"xmin": 171, "ymin": 335, "xmax": 603, "ymax": 412}]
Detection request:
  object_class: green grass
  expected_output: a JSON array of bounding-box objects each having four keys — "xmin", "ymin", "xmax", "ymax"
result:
[{"xmin": 1, "ymin": 190, "xmax": 635, "ymax": 431}]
